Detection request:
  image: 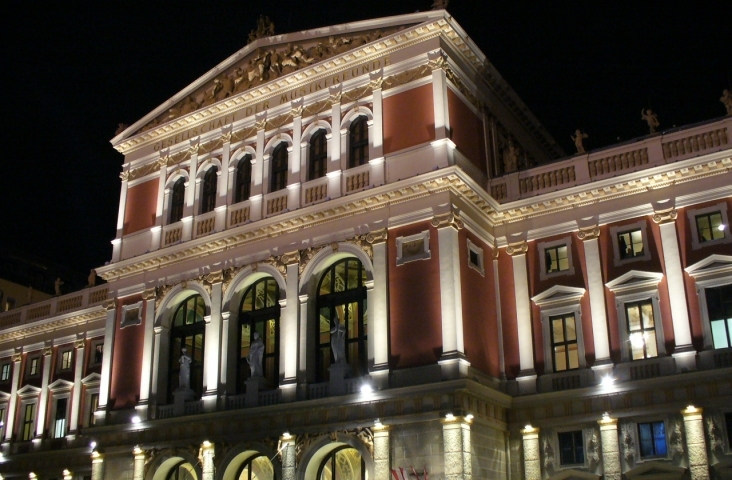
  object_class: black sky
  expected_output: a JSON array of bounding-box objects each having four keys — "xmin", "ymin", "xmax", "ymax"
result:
[{"xmin": 2, "ymin": 1, "xmax": 730, "ymax": 276}]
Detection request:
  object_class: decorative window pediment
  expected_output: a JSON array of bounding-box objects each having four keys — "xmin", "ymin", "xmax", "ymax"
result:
[
  {"xmin": 625, "ymin": 462, "xmax": 685, "ymax": 480},
  {"xmin": 532, "ymin": 285, "xmax": 586, "ymax": 308},
  {"xmin": 48, "ymin": 379, "xmax": 73, "ymax": 393},
  {"xmin": 81, "ymin": 373, "xmax": 101, "ymax": 385},
  {"xmin": 685, "ymin": 254, "xmax": 732, "ymax": 281},
  {"xmin": 606, "ymin": 270, "xmax": 663, "ymax": 295},
  {"xmin": 16, "ymin": 384, "xmax": 41, "ymax": 398}
]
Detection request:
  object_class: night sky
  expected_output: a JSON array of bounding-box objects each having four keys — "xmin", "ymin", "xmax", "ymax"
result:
[{"xmin": 3, "ymin": 1, "xmax": 730, "ymax": 277}]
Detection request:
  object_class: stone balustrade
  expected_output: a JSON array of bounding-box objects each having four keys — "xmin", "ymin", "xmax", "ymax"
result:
[
  {"xmin": 194, "ymin": 211, "xmax": 216, "ymax": 238},
  {"xmin": 265, "ymin": 190, "xmax": 289, "ymax": 217},
  {"xmin": 303, "ymin": 176, "xmax": 329, "ymax": 206},
  {"xmin": 0, "ymin": 284, "xmax": 109, "ymax": 329},
  {"xmin": 163, "ymin": 223, "xmax": 183, "ymax": 246},
  {"xmin": 228, "ymin": 203, "xmax": 250, "ymax": 228},
  {"xmin": 344, "ymin": 164, "xmax": 370, "ymax": 193}
]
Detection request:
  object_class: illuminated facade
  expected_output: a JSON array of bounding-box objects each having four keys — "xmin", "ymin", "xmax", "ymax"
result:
[{"xmin": 1, "ymin": 9, "xmax": 731, "ymax": 480}]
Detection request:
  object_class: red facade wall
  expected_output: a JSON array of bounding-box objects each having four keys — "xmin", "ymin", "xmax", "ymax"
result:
[
  {"xmin": 383, "ymin": 84, "xmax": 435, "ymax": 154},
  {"xmin": 109, "ymin": 295, "xmax": 145, "ymax": 410},
  {"xmin": 680, "ymin": 198, "xmax": 732, "ymax": 266},
  {"xmin": 447, "ymin": 88, "xmax": 486, "ymax": 174},
  {"xmin": 498, "ymin": 251, "xmax": 520, "ymax": 378},
  {"xmin": 388, "ymin": 221, "xmax": 442, "ymax": 369},
  {"xmin": 458, "ymin": 231, "xmax": 500, "ymax": 377},
  {"xmin": 123, "ymin": 179, "xmax": 158, "ymax": 235}
]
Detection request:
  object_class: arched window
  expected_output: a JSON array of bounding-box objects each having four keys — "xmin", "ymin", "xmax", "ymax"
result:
[
  {"xmin": 270, "ymin": 143, "xmax": 288, "ymax": 192},
  {"xmin": 170, "ymin": 177, "xmax": 186, "ymax": 224},
  {"xmin": 165, "ymin": 461, "xmax": 197, "ymax": 480},
  {"xmin": 235, "ymin": 454, "xmax": 274, "ymax": 480},
  {"xmin": 169, "ymin": 294, "xmax": 206, "ymax": 400},
  {"xmin": 239, "ymin": 277, "xmax": 280, "ymax": 390},
  {"xmin": 317, "ymin": 446, "xmax": 365, "ymax": 480},
  {"xmin": 201, "ymin": 166, "xmax": 218, "ymax": 214},
  {"xmin": 348, "ymin": 116, "xmax": 368, "ymax": 169},
  {"xmin": 316, "ymin": 258, "xmax": 368, "ymax": 382},
  {"xmin": 309, "ymin": 129, "xmax": 328, "ymax": 181},
  {"xmin": 234, "ymin": 155, "xmax": 252, "ymax": 203}
]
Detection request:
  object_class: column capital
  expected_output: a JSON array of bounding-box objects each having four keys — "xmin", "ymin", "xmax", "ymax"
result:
[
  {"xmin": 142, "ymin": 288, "xmax": 157, "ymax": 301},
  {"xmin": 365, "ymin": 228, "xmax": 388, "ymax": 244},
  {"xmin": 12, "ymin": 353, "xmax": 22, "ymax": 363},
  {"xmin": 521, "ymin": 425, "xmax": 540, "ymax": 436},
  {"xmin": 74, "ymin": 339, "xmax": 86, "ymax": 349},
  {"xmin": 682, "ymin": 405, "xmax": 703, "ymax": 417},
  {"xmin": 431, "ymin": 212, "xmax": 463, "ymax": 230},
  {"xmin": 506, "ymin": 241, "xmax": 529, "ymax": 256},
  {"xmin": 103, "ymin": 299, "xmax": 117, "ymax": 311},
  {"xmin": 653, "ymin": 207, "xmax": 678, "ymax": 224},
  {"xmin": 280, "ymin": 251, "xmax": 301, "ymax": 266},
  {"xmin": 598, "ymin": 414, "xmax": 618, "ymax": 427},
  {"xmin": 428, "ymin": 49, "xmax": 447, "ymax": 70},
  {"xmin": 43, "ymin": 346, "xmax": 53, "ymax": 357},
  {"xmin": 578, "ymin": 225, "xmax": 601, "ymax": 241}
]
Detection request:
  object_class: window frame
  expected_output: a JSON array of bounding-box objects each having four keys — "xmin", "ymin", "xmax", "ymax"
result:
[
  {"xmin": 169, "ymin": 177, "xmax": 186, "ymax": 224},
  {"xmin": 58, "ymin": 348, "xmax": 74, "ymax": 372},
  {"xmin": 549, "ymin": 312, "xmax": 582, "ymax": 372},
  {"xmin": 270, "ymin": 143, "xmax": 289, "ymax": 193},
  {"xmin": 308, "ymin": 129, "xmax": 328, "ymax": 181},
  {"xmin": 685, "ymin": 254, "xmax": 732, "ymax": 351},
  {"xmin": 686, "ymin": 202, "xmax": 731, "ymax": 250},
  {"xmin": 610, "ymin": 220, "xmax": 651, "ymax": 267},
  {"xmin": 466, "ymin": 238, "xmax": 485, "ymax": 276},
  {"xmin": 636, "ymin": 420, "xmax": 668, "ymax": 459},
  {"xmin": 121, "ymin": 301, "xmax": 143, "ymax": 329},
  {"xmin": 20, "ymin": 401, "xmax": 36, "ymax": 442},
  {"xmin": 557, "ymin": 429, "xmax": 585, "ymax": 466},
  {"xmin": 0, "ymin": 361, "xmax": 11, "ymax": 382},
  {"xmin": 348, "ymin": 115, "xmax": 369, "ymax": 169},
  {"xmin": 200, "ymin": 166, "xmax": 219, "ymax": 214},
  {"xmin": 395, "ymin": 231, "xmax": 431, "ymax": 266},
  {"xmin": 316, "ymin": 445, "xmax": 366, "ymax": 480},
  {"xmin": 538, "ymin": 236, "xmax": 575, "ymax": 281},
  {"xmin": 81, "ymin": 373, "xmax": 101, "ymax": 428},
  {"xmin": 168, "ymin": 294, "xmax": 207, "ymax": 401},
  {"xmin": 0, "ymin": 402, "xmax": 7, "ymax": 439},
  {"xmin": 89, "ymin": 339, "xmax": 104, "ymax": 367},
  {"xmin": 47, "ymin": 380, "xmax": 73, "ymax": 439},
  {"xmin": 234, "ymin": 154, "xmax": 253, "ymax": 204},
  {"xmin": 26, "ymin": 354, "xmax": 42, "ymax": 379}
]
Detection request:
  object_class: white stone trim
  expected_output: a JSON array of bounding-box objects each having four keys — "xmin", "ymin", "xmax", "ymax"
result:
[
  {"xmin": 120, "ymin": 300, "xmax": 143, "ymax": 329},
  {"xmin": 686, "ymin": 201, "xmax": 731, "ymax": 250},
  {"xmin": 610, "ymin": 220, "xmax": 651, "ymax": 267},
  {"xmin": 685, "ymin": 254, "xmax": 732, "ymax": 349},
  {"xmin": 396, "ymin": 230, "xmax": 431, "ymax": 266},
  {"xmin": 466, "ymin": 238, "xmax": 484, "ymax": 276},
  {"xmin": 538, "ymin": 236, "xmax": 575, "ymax": 281},
  {"xmin": 532, "ymin": 286, "xmax": 587, "ymax": 373}
]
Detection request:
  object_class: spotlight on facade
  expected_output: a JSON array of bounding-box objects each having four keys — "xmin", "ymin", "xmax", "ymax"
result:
[
  {"xmin": 718, "ymin": 224, "xmax": 726, "ymax": 231},
  {"xmin": 360, "ymin": 384, "xmax": 373, "ymax": 394},
  {"xmin": 600, "ymin": 374, "xmax": 615, "ymax": 387},
  {"xmin": 374, "ymin": 419, "xmax": 383, "ymax": 429},
  {"xmin": 685, "ymin": 405, "xmax": 697, "ymax": 413},
  {"xmin": 601, "ymin": 412, "xmax": 611, "ymax": 423},
  {"xmin": 523, "ymin": 424, "xmax": 534, "ymax": 432},
  {"xmin": 282, "ymin": 431, "xmax": 292, "ymax": 440},
  {"xmin": 133, "ymin": 445, "xmax": 143, "ymax": 455},
  {"xmin": 29, "ymin": 474, "xmax": 36, "ymax": 480},
  {"xmin": 202, "ymin": 440, "xmax": 212, "ymax": 448},
  {"xmin": 131, "ymin": 415, "xmax": 141, "ymax": 424},
  {"xmin": 465, "ymin": 414, "xmax": 474, "ymax": 421},
  {"xmin": 445, "ymin": 413, "xmax": 455, "ymax": 421},
  {"xmin": 90, "ymin": 441, "xmax": 97, "ymax": 449}
]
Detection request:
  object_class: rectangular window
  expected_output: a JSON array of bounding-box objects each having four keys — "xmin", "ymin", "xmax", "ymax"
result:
[
  {"xmin": 545, "ymin": 245, "xmax": 569, "ymax": 273},
  {"xmin": 92, "ymin": 342, "xmax": 103, "ymax": 365},
  {"xmin": 1, "ymin": 363, "xmax": 10, "ymax": 381},
  {"xmin": 0, "ymin": 406, "xmax": 5, "ymax": 438},
  {"xmin": 618, "ymin": 229, "xmax": 644, "ymax": 259},
  {"xmin": 88, "ymin": 393, "xmax": 99, "ymax": 426},
  {"xmin": 626, "ymin": 300, "xmax": 657, "ymax": 360},
  {"xmin": 551, "ymin": 314, "xmax": 579, "ymax": 371},
  {"xmin": 696, "ymin": 212, "xmax": 725, "ymax": 243},
  {"xmin": 60, "ymin": 350, "xmax": 73, "ymax": 370},
  {"xmin": 22, "ymin": 403, "xmax": 35, "ymax": 441},
  {"xmin": 706, "ymin": 284, "xmax": 732, "ymax": 349},
  {"xmin": 53, "ymin": 397, "xmax": 67, "ymax": 438},
  {"xmin": 638, "ymin": 421, "xmax": 667, "ymax": 458},
  {"xmin": 558, "ymin": 430, "xmax": 584, "ymax": 465},
  {"xmin": 28, "ymin": 357, "xmax": 40, "ymax": 376}
]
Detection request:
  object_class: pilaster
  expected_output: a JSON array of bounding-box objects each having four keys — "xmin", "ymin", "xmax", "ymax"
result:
[
  {"xmin": 4, "ymin": 352, "xmax": 22, "ymax": 441},
  {"xmin": 367, "ymin": 229, "xmax": 389, "ymax": 388},
  {"xmin": 492, "ymin": 255, "xmax": 506, "ymax": 378},
  {"xmin": 132, "ymin": 446, "xmax": 146, "ymax": 480},
  {"xmin": 253, "ymin": 114, "xmax": 267, "ymax": 198},
  {"xmin": 507, "ymin": 241, "xmax": 536, "ymax": 391},
  {"xmin": 137, "ymin": 288, "xmax": 157, "ymax": 418},
  {"xmin": 68, "ymin": 339, "xmax": 86, "ymax": 434},
  {"xmin": 598, "ymin": 415, "xmax": 621, "ymax": 480},
  {"xmin": 373, "ymin": 424, "xmax": 391, "ymax": 480},
  {"xmin": 429, "ymin": 50, "xmax": 450, "ymax": 143},
  {"xmin": 201, "ymin": 441, "xmax": 215, "ymax": 480},
  {"xmin": 98, "ymin": 300, "xmax": 117, "ymax": 419},
  {"xmin": 114, "ymin": 171, "xmax": 129, "ymax": 261},
  {"xmin": 521, "ymin": 426, "xmax": 540, "ymax": 480},
  {"xmin": 577, "ymin": 226, "xmax": 612, "ymax": 366},
  {"xmin": 35, "ymin": 346, "xmax": 53, "ymax": 437},
  {"xmin": 91, "ymin": 452, "xmax": 104, "ymax": 480},
  {"xmin": 443, "ymin": 415, "xmax": 472, "ymax": 480},
  {"xmin": 204, "ymin": 272, "xmax": 223, "ymax": 399},
  {"xmin": 150, "ymin": 325, "xmax": 170, "ymax": 408},
  {"xmin": 280, "ymin": 433, "xmax": 297, "ymax": 480},
  {"xmin": 682, "ymin": 406, "xmax": 709, "ymax": 480},
  {"xmin": 282, "ymin": 254, "xmax": 300, "ymax": 398}
]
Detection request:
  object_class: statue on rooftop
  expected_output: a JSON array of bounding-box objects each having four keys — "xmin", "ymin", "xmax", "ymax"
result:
[
  {"xmin": 432, "ymin": 0, "xmax": 449, "ymax": 9},
  {"xmin": 246, "ymin": 331, "xmax": 264, "ymax": 377},
  {"xmin": 641, "ymin": 108, "xmax": 660, "ymax": 134},
  {"xmin": 721, "ymin": 89, "xmax": 732, "ymax": 115},
  {"xmin": 88, "ymin": 269, "xmax": 97, "ymax": 287},
  {"xmin": 502, "ymin": 138, "xmax": 519, "ymax": 173},
  {"xmin": 248, "ymin": 15, "xmax": 275, "ymax": 44},
  {"xmin": 54, "ymin": 277, "xmax": 64, "ymax": 296},
  {"xmin": 571, "ymin": 129, "xmax": 589, "ymax": 154}
]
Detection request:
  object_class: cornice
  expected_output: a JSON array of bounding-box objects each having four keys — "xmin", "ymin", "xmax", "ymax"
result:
[{"xmin": 0, "ymin": 310, "xmax": 106, "ymax": 344}]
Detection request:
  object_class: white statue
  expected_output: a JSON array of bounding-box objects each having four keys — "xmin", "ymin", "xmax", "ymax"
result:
[
  {"xmin": 571, "ymin": 129, "xmax": 589, "ymax": 154},
  {"xmin": 721, "ymin": 89, "xmax": 732, "ymax": 115},
  {"xmin": 246, "ymin": 332, "xmax": 264, "ymax": 377},
  {"xmin": 54, "ymin": 277, "xmax": 64, "ymax": 296},
  {"xmin": 179, "ymin": 348, "xmax": 192, "ymax": 389},
  {"xmin": 330, "ymin": 319, "xmax": 347, "ymax": 364},
  {"xmin": 88, "ymin": 269, "xmax": 97, "ymax": 287},
  {"xmin": 641, "ymin": 108, "xmax": 660, "ymax": 134}
]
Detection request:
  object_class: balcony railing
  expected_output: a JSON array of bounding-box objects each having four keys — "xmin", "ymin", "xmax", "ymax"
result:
[
  {"xmin": 162, "ymin": 222, "xmax": 183, "ymax": 247},
  {"xmin": 228, "ymin": 202, "xmax": 251, "ymax": 228},
  {"xmin": 194, "ymin": 210, "xmax": 216, "ymax": 238},
  {"xmin": 264, "ymin": 190, "xmax": 288, "ymax": 217},
  {"xmin": 344, "ymin": 163, "xmax": 370, "ymax": 194},
  {"xmin": 0, "ymin": 284, "xmax": 109, "ymax": 330},
  {"xmin": 302, "ymin": 176, "xmax": 329, "ymax": 206}
]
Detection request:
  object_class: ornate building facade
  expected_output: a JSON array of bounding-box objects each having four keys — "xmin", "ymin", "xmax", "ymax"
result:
[{"xmin": 0, "ymin": 9, "xmax": 731, "ymax": 480}]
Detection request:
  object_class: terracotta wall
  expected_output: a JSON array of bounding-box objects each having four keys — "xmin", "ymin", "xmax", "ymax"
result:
[
  {"xmin": 383, "ymin": 84, "xmax": 435, "ymax": 154},
  {"xmin": 497, "ymin": 251, "xmax": 520, "ymax": 378},
  {"xmin": 109, "ymin": 295, "xmax": 145, "ymax": 410},
  {"xmin": 458, "ymin": 231, "xmax": 500, "ymax": 377},
  {"xmin": 123, "ymin": 179, "xmax": 158, "ymax": 235},
  {"xmin": 388, "ymin": 221, "xmax": 443, "ymax": 369},
  {"xmin": 447, "ymin": 88, "xmax": 486, "ymax": 174}
]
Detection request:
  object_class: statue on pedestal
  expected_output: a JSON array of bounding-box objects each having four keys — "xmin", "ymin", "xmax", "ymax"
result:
[
  {"xmin": 571, "ymin": 129, "xmax": 589, "ymax": 154},
  {"xmin": 246, "ymin": 332, "xmax": 264, "ymax": 377},
  {"xmin": 179, "ymin": 348, "xmax": 192, "ymax": 389},
  {"xmin": 641, "ymin": 108, "xmax": 660, "ymax": 134},
  {"xmin": 330, "ymin": 318, "xmax": 347, "ymax": 364},
  {"xmin": 721, "ymin": 89, "xmax": 732, "ymax": 115}
]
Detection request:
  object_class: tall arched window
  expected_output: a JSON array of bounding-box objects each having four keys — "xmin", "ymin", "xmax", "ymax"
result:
[
  {"xmin": 235, "ymin": 454, "xmax": 274, "ymax": 480},
  {"xmin": 169, "ymin": 294, "xmax": 206, "ymax": 400},
  {"xmin": 317, "ymin": 446, "xmax": 365, "ymax": 480},
  {"xmin": 239, "ymin": 277, "xmax": 280, "ymax": 390},
  {"xmin": 309, "ymin": 129, "xmax": 327, "ymax": 181},
  {"xmin": 348, "ymin": 116, "xmax": 368, "ymax": 169},
  {"xmin": 234, "ymin": 155, "xmax": 252, "ymax": 203},
  {"xmin": 165, "ymin": 461, "xmax": 197, "ymax": 480},
  {"xmin": 270, "ymin": 143, "xmax": 288, "ymax": 192},
  {"xmin": 316, "ymin": 258, "xmax": 368, "ymax": 382},
  {"xmin": 201, "ymin": 166, "xmax": 218, "ymax": 214},
  {"xmin": 170, "ymin": 177, "xmax": 186, "ymax": 224}
]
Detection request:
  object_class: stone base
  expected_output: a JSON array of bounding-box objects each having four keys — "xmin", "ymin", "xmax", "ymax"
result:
[
  {"xmin": 329, "ymin": 363, "xmax": 352, "ymax": 396},
  {"xmin": 173, "ymin": 388, "xmax": 195, "ymax": 416},
  {"xmin": 673, "ymin": 347, "xmax": 697, "ymax": 373},
  {"xmin": 245, "ymin": 376, "xmax": 266, "ymax": 407}
]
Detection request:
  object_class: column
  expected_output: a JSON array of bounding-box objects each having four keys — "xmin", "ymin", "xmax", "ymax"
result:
[
  {"xmin": 653, "ymin": 208, "xmax": 694, "ymax": 368},
  {"xmin": 577, "ymin": 226, "xmax": 612, "ymax": 368},
  {"xmin": 429, "ymin": 50, "xmax": 450, "ymax": 141},
  {"xmin": 63, "ymin": 469, "xmax": 73, "ymax": 480},
  {"xmin": 98, "ymin": 300, "xmax": 117, "ymax": 417},
  {"xmin": 328, "ymin": 87, "xmax": 343, "ymax": 199},
  {"xmin": 298, "ymin": 295, "xmax": 309, "ymax": 386},
  {"xmin": 201, "ymin": 441, "xmax": 215, "ymax": 480},
  {"xmin": 373, "ymin": 424, "xmax": 391, "ymax": 480},
  {"xmin": 137, "ymin": 288, "xmax": 156, "ymax": 418},
  {"xmin": 4, "ymin": 352, "xmax": 22, "ymax": 441},
  {"xmin": 281, "ymin": 254, "xmax": 300, "ymax": 400},
  {"xmin": 35, "ymin": 346, "xmax": 53, "ymax": 437},
  {"xmin": 682, "ymin": 406, "xmax": 709, "ymax": 480},
  {"xmin": 182, "ymin": 140, "xmax": 199, "ymax": 242},
  {"xmin": 280, "ymin": 433, "xmax": 297, "ymax": 480},
  {"xmin": 521, "ymin": 426, "xmax": 540, "ymax": 480},
  {"xmin": 113, "ymin": 171, "xmax": 130, "ymax": 262},
  {"xmin": 289, "ymin": 102, "xmax": 302, "ymax": 210},
  {"xmin": 133, "ymin": 446, "xmax": 146, "ymax": 480},
  {"xmin": 69, "ymin": 339, "xmax": 86, "ymax": 434},
  {"xmin": 151, "ymin": 153, "xmax": 169, "ymax": 251},
  {"xmin": 368, "ymin": 71, "xmax": 385, "ymax": 187},
  {"xmin": 367, "ymin": 229, "xmax": 389, "ymax": 388},
  {"xmin": 443, "ymin": 415, "xmax": 472, "ymax": 480},
  {"xmin": 432, "ymin": 213, "xmax": 467, "ymax": 380},
  {"xmin": 91, "ymin": 452, "xmax": 104, "ymax": 480},
  {"xmin": 492, "ymin": 255, "xmax": 506, "ymax": 378},
  {"xmin": 215, "ymin": 129, "xmax": 232, "ymax": 233},
  {"xmin": 507, "ymin": 241, "xmax": 536, "ymax": 393},
  {"xmin": 598, "ymin": 415, "xmax": 621, "ymax": 480},
  {"xmin": 204, "ymin": 272, "xmax": 223, "ymax": 399},
  {"xmin": 220, "ymin": 311, "xmax": 230, "ymax": 393},
  {"xmin": 150, "ymin": 325, "xmax": 170, "ymax": 407}
]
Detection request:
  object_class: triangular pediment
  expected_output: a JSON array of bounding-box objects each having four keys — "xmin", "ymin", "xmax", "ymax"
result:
[
  {"xmin": 48, "ymin": 378, "xmax": 74, "ymax": 392},
  {"xmin": 81, "ymin": 372, "xmax": 101, "ymax": 385},
  {"xmin": 685, "ymin": 254, "xmax": 732, "ymax": 280},
  {"xmin": 548, "ymin": 469, "xmax": 600, "ymax": 480},
  {"xmin": 606, "ymin": 270, "xmax": 663, "ymax": 294},
  {"xmin": 532, "ymin": 285, "xmax": 585, "ymax": 307},
  {"xmin": 17, "ymin": 384, "xmax": 41, "ymax": 398},
  {"xmin": 625, "ymin": 461, "xmax": 685, "ymax": 480}
]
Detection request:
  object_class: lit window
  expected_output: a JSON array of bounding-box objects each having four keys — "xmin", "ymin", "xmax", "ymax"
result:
[
  {"xmin": 348, "ymin": 116, "xmax": 368, "ymax": 169},
  {"xmin": 626, "ymin": 300, "xmax": 657, "ymax": 360},
  {"xmin": 60, "ymin": 350, "xmax": 73, "ymax": 370},
  {"xmin": 165, "ymin": 461, "xmax": 197, "ymax": 480},
  {"xmin": 22, "ymin": 403, "xmax": 35, "ymax": 441},
  {"xmin": 200, "ymin": 166, "xmax": 218, "ymax": 214},
  {"xmin": 309, "ymin": 129, "xmax": 328, "ymax": 181},
  {"xmin": 168, "ymin": 294, "xmax": 206, "ymax": 400},
  {"xmin": 235, "ymin": 454, "xmax": 274, "ymax": 480},
  {"xmin": 270, "ymin": 143, "xmax": 288, "ymax": 192},
  {"xmin": 53, "ymin": 397, "xmax": 67, "ymax": 438},
  {"xmin": 706, "ymin": 284, "xmax": 732, "ymax": 349},
  {"xmin": 92, "ymin": 342, "xmax": 104, "ymax": 365},
  {"xmin": 0, "ymin": 406, "xmax": 5, "ymax": 438},
  {"xmin": 28, "ymin": 357, "xmax": 40, "ymax": 376},
  {"xmin": 234, "ymin": 155, "xmax": 252, "ymax": 203},
  {"xmin": 551, "ymin": 314, "xmax": 579, "ymax": 371},
  {"xmin": 1, "ymin": 363, "xmax": 10, "ymax": 381},
  {"xmin": 558, "ymin": 430, "xmax": 584, "ymax": 465},
  {"xmin": 696, "ymin": 212, "xmax": 725, "ymax": 243},
  {"xmin": 618, "ymin": 229, "xmax": 644, "ymax": 260},
  {"xmin": 169, "ymin": 177, "xmax": 186, "ymax": 224},
  {"xmin": 318, "ymin": 446, "xmax": 365, "ymax": 480},
  {"xmin": 638, "ymin": 421, "xmax": 667, "ymax": 458},
  {"xmin": 238, "ymin": 277, "xmax": 280, "ymax": 391},
  {"xmin": 545, "ymin": 245, "xmax": 569, "ymax": 273},
  {"xmin": 88, "ymin": 393, "xmax": 99, "ymax": 427}
]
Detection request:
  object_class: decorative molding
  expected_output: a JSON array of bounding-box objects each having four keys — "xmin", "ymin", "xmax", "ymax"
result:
[
  {"xmin": 279, "ymin": 251, "xmax": 301, "ymax": 266},
  {"xmin": 155, "ymin": 284, "xmax": 175, "ymax": 310},
  {"xmin": 577, "ymin": 225, "xmax": 601, "ymax": 241},
  {"xmin": 142, "ymin": 288, "xmax": 157, "ymax": 301},
  {"xmin": 0, "ymin": 309, "xmax": 106, "ymax": 343},
  {"xmin": 103, "ymin": 299, "xmax": 116, "ymax": 311},
  {"xmin": 205, "ymin": 270, "xmax": 224, "ymax": 285},
  {"xmin": 652, "ymin": 207, "xmax": 678, "ymax": 225},
  {"xmin": 431, "ymin": 212, "xmax": 464, "ymax": 230},
  {"xmin": 74, "ymin": 339, "xmax": 86, "ymax": 349},
  {"xmin": 43, "ymin": 347, "xmax": 53, "ymax": 356},
  {"xmin": 366, "ymin": 228, "xmax": 388, "ymax": 244},
  {"xmin": 506, "ymin": 241, "xmax": 529, "ymax": 256},
  {"xmin": 12, "ymin": 353, "xmax": 22, "ymax": 363}
]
